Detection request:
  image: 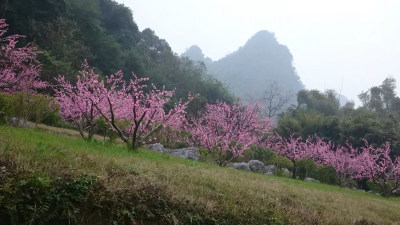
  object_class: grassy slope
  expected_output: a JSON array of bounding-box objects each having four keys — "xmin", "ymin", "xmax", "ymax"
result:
[{"xmin": 1, "ymin": 125, "xmax": 399, "ymax": 224}]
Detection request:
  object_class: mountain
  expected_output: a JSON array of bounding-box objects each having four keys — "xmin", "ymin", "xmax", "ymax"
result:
[
  {"xmin": 181, "ymin": 45, "xmax": 213, "ymax": 66},
  {"xmin": 183, "ymin": 31, "xmax": 304, "ymax": 112}
]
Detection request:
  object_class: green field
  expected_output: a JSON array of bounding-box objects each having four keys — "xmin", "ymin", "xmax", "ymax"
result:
[{"xmin": 1, "ymin": 125, "xmax": 399, "ymax": 225}]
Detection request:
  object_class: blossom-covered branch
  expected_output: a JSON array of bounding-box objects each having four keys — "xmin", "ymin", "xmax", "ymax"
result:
[{"xmin": 0, "ymin": 19, "xmax": 46, "ymax": 93}]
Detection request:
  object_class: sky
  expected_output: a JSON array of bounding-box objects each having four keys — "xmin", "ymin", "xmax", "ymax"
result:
[{"xmin": 116, "ymin": 0, "xmax": 400, "ymax": 104}]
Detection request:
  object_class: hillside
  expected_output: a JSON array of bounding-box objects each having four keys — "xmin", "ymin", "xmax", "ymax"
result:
[
  {"xmin": 1, "ymin": 125, "xmax": 399, "ymax": 225},
  {"xmin": 1, "ymin": 0, "xmax": 232, "ymax": 104},
  {"xmin": 183, "ymin": 31, "xmax": 304, "ymax": 113}
]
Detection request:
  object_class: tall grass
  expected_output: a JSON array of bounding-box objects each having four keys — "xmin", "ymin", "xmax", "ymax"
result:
[{"xmin": 1, "ymin": 125, "xmax": 399, "ymax": 224}]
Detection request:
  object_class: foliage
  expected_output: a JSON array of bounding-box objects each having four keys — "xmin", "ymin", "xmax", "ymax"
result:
[
  {"xmin": 54, "ymin": 61, "xmax": 103, "ymax": 140},
  {"xmin": 339, "ymin": 108, "xmax": 384, "ymax": 148},
  {"xmin": 352, "ymin": 141, "xmax": 400, "ymax": 197},
  {"xmin": 240, "ymin": 145, "xmax": 277, "ymax": 165},
  {"xmin": 317, "ymin": 165, "xmax": 339, "ymax": 185},
  {"xmin": 55, "ymin": 61, "xmax": 192, "ymax": 150},
  {"xmin": 273, "ymin": 156, "xmax": 294, "ymax": 171},
  {"xmin": 359, "ymin": 77, "xmax": 400, "ymax": 119},
  {"xmin": 297, "ymin": 89, "xmax": 339, "ymax": 116},
  {"xmin": 265, "ymin": 134, "xmax": 400, "ymax": 196},
  {"xmin": 2, "ymin": 0, "xmax": 233, "ymax": 107},
  {"xmin": 276, "ymin": 81, "xmax": 400, "ymax": 158},
  {"xmin": 149, "ymin": 125, "xmax": 190, "ymax": 149},
  {"xmin": 95, "ymin": 118, "xmax": 117, "ymax": 142},
  {"xmin": 276, "ymin": 94, "xmax": 341, "ymax": 143},
  {"xmin": 356, "ymin": 77, "xmax": 400, "ymax": 156},
  {"xmin": 0, "ymin": 92, "xmax": 54, "ymax": 125},
  {"xmin": 0, "ymin": 174, "xmax": 95, "ymax": 225},
  {"xmin": 188, "ymin": 101, "xmax": 273, "ymax": 166},
  {"xmin": 0, "ymin": 19, "xmax": 46, "ymax": 93},
  {"xmin": 40, "ymin": 107, "xmax": 74, "ymax": 129},
  {"xmin": 296, "ymin": 159, "xmax": 318, "ymax": 180}
]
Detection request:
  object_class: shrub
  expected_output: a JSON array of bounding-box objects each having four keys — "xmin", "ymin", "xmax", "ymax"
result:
[
  {"xmin": 278, "ymin": 168, "xmax": 293, "ymax": 178},
  {"xmin": 296, "ymin": 159, "xmax": 318, "ymax": 180},
  {"xmin": 273, "ymin": 156, "xmax": 294, "ymax": 171},
  {"xmin": 0, "ymin": 92, "xmax": 76, "ymax": 128},
  {"xmin": 198, "ymin": 147, "xmax": 213, "ymax": 162},
  {"xmin": 41, "ymin": 108, "xmax": 75, "ymax": 129},
  {"xmin": 0, "ymin": 93, "xmax": 11, "ymax": 123},
  {"xmin": 240, "ymin": 145, "xmax": 277, "ymax": 165},
  {"xmin": 41, "ymin": 108, "xmax": 63, "ymax": 125},
  {"xmin": 317, "ymin": 165, "xmax": 339, "ymax": 185},
  {"xmin": 95, "ymin": 118, "xmax": 118, "ymax": 142},
  {"xmin": 0, "ymin": 92, "xmax": 51, "ymax": 124},
  {"xmin": 0, "ymin": 174, "xmax": 96, "ymax": 225},
  {"xmin": 367, "ymin": 179, "xmax": 400, "ymax": 197},
  {"xmin": 148, "ymin": 125, "xmax": 190, "ymax": 149}
]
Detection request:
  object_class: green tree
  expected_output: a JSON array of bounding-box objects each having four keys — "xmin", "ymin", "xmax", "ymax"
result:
[
  {"xmin": 359, "ymin": 77, "xmax": 400, "ymax": 119},
  {"xmin": 297, "ymin": 89, "xmax": 339, "ymax": 116},
  {"xmin": 2, "ymin": 0, "xmax": 233, "ymax": 113}
]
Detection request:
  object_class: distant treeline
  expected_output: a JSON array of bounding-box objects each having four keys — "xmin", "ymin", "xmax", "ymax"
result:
[{"xmin": 276, "ymin": 78, "xmax": 400, "ymax": 157}]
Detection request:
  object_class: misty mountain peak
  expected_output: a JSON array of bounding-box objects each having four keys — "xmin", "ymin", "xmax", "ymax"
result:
[
  {"xmin": 181, "ymin": 30, "xmax": 303, "ymax": 113},
  {"xmin": 181, "ymin": 45, "xmax": 213, "ymax": 65},
  {"xmin": 239, "ymin": 30, "xmax": 287, "ymax": 56},
  {"xmin": 245, "ymin": 30, "xmax": 276, "ymax": 45},
  {"xmin": 207, "ymin": 30, "xmax": 303, "ymax": 110},
  {"xmin": 181, "ymin": 45, "xmax": 205, "ymax": 61}
]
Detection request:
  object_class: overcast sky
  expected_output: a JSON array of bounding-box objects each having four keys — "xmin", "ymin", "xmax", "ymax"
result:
[{"xmin": 116, "ymin": 0, "xmax": 400, "ymax": 104}]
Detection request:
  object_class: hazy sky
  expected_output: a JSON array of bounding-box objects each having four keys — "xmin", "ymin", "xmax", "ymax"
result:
[{"xmin": 116, "ymin": 0, "xmax": 400, "ymax": 104}]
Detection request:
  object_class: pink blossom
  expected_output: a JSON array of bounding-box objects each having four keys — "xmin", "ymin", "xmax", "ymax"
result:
[
  {"xmin": 56, "ymin": 61, "xmax": 192, "ymax": 149},
  {"xmin": 188, "ymin": 101, "xmax": 273, "ymax": 166},
  {"xmin": 0, "ymin": 19, "xmax": 46, "ymax": 93}
]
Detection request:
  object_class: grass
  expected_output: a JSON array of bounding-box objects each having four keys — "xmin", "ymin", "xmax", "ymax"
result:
[{"xmin": 1, "ymin": 125, "xmax": 400, "ymax": 224}]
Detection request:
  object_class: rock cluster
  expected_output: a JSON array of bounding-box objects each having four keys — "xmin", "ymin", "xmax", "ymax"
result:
[
  {"xmin": 147, "ymin": 143, "xmax": 199, "ymax": 160},
  {"xmin": 147, "ymin": 143, "xmax": 164, "ymax": 153},
  {"xmin": 7, "ymin": 117, "xmax": 29, "ymax": 128},
  {"xmin": 232, "ymin": 160, "xmax": 277, "ymax": 175},
  {"xmin": 168, "ymin": 148, "xmax": 199, "ymax": 160}
]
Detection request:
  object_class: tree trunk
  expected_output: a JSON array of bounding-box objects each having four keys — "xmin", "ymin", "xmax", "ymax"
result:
[
  {"xmin": 131, "ymin": 122, "xmax": 141, "ymax": 151},
  {"xmin": 88, "ymin": 122, "xmax": 96, "ymax": 140},
  {"xmin": 77, "ymin": 120, "xmax": 86, "ymax": 139},
  {"xmin": 291, "ymin": 161, "xmax": 297, "ymax": 179}
]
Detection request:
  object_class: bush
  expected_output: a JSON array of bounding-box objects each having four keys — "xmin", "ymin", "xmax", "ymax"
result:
[
  {"xmin": 148, "ymin": 125, "xmax": 190, "ymax": 149},
  {"xmin": 0, "ymin": 92, "xmax": 55, "ymax": 124},
  {"xmin": 238, "ymin": 146, "xmax": 295, "ymax": 177},
  {"xmin": 367, "ymin": 179, "xmax": 400, "ymax": 197},
  {"xmin": 0, "ymin": 92, "xmax": 78, "ymax": 129},
  {"xmin": 278, "ymin": 168, "xmax": 292, "ymax": 178},
  {"xmin": 0, "ymin": 174, "xmax": 96, "ymax": 225},
  {"xmin": 41, "ymin": 108, "xmax": 63, "ymax": 125},
  {"xmin": 95, "ymin": 118, "xmax": 118, "ymax": 143},
  {"xmin": 198, "ymin": 147, "xmax": 213, "ymax": 162},
  {"xmin": 0, "ymin": 93, "xmax": 11, "ymax": 124},
  {"xmin": 317, "ymin": 165, "xmax": 339, "ymax": 185},
  {"xmin": 240, "ymin": 145, "xmax": 277, "ymax": 165},
  {"xmin": 273, "ymin": 156, "xmax": 294, "ymax": 171},
  {"xmin": 296, "ymin": 159, "xmax": 318, "ymax": 180},
  {"xmin": 41, "ymin": 108, "xmax": 75, "ymax": 129},
  {"xmin": 367, "ymin": 180, "xmax": 380, "ymax": 194}
]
